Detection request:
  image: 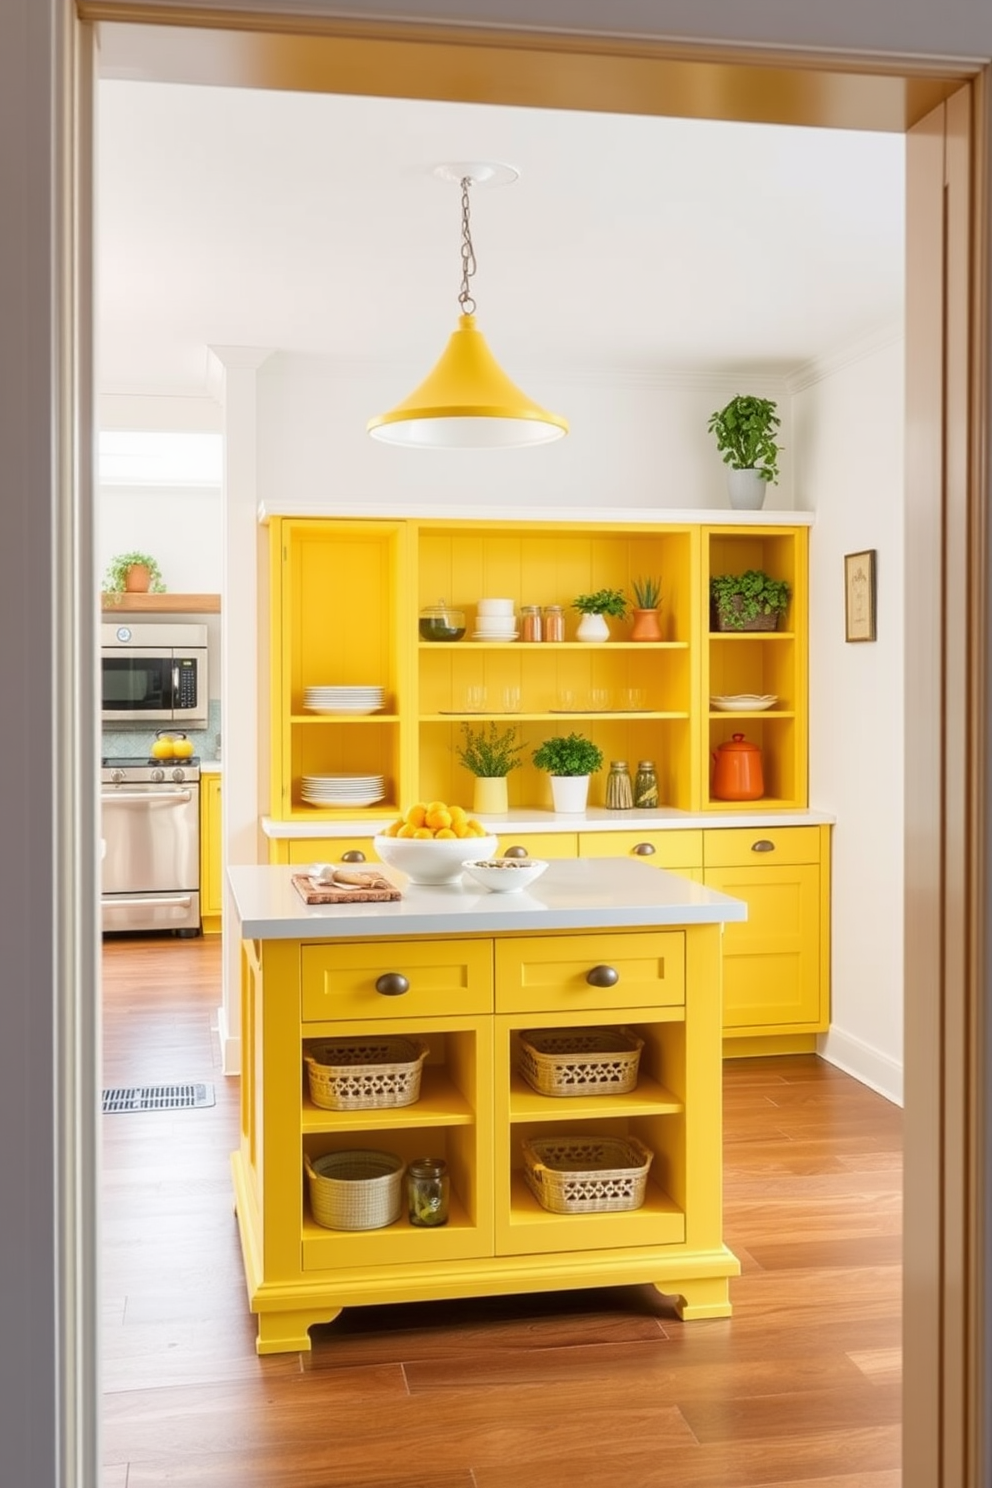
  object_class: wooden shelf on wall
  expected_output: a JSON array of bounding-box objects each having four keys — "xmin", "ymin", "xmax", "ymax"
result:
[{"xmin": 101, "ymin": 593, "xmax": 221, "ymax": 613}]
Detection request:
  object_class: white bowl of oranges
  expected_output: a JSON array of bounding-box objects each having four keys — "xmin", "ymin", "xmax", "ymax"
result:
[{"xmin": 374, "ymin": 802, "xmax": 497, "ymax": 885}]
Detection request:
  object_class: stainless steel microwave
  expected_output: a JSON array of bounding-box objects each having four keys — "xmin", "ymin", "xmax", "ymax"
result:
[{"xmin": 101, "ymin": 621, "xmax": 209, "ymax": 729}]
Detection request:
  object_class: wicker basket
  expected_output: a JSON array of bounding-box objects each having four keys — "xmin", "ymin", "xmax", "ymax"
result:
[
  {"xmin": 517, "ymin": 1027, "xmax": 644, "ymax": 1098},
  {"xmin": 521, "ymin": 1135, "xmax": 654, "ymax": 1215},
  {"xmin": 303, "ymin": 1036, "xmax": 429, "ymax": 1111},
  {"xmin": 304, "ymin": 1149, "xmax": 405, "ymax": 1230}
]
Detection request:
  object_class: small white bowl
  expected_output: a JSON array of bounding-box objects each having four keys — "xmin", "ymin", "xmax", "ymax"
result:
[
  {"xmin": 374, "ymin": 834, "xmax": 499, "ymax": 885},
  {"xmin": 476, "ymin": 598, "xmax": 515, "ymax": 616},
  {"xmin": 461, "ymin": 858, "xmax": 549, "ymax": 893}
]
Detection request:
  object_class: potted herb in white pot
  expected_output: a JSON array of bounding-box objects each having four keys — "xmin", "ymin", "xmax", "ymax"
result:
[
  {"xmin": 571, "ymin": 587, "xmax": 628, "ymax": 642},
  {"xmin": 707, "ymin": 395, "xmax": 782, "ymax": 510},
  {"xmin": 532, "ymin": 732, "xmax": 604, "ymax": 813},
  {"xmin": 455, "ymin": 721, "xmax": 525, "ymax": 815}
]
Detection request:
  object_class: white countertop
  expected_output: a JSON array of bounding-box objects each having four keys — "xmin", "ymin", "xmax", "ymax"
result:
[
  {"xmin": 261, "ymin": 805, "xmax": 834, "ymax": 839},
  {"xmin": 199, "ymin": 759, "xmax": 222, "ymax": 774},
  {"xmin": 227, "ymin": 858, "xmax": 749, "ymax": 940}
]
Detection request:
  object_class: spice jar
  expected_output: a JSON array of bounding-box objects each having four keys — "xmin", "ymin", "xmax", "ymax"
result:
[
  {"xmin": 407, "ymin": 1157, "xmax": 450, "ymax": 1227},
  {"xmin": 634, "ymin": 760, "xmax": 659, "ymax": 809},
  {"xmin": 542, "ymin": 604, "xmax": 565, "ymax": 642},
  {"xmin": 520, "ymin": 605, "xmax": 543, "ymax": 643},
  {"xmin": 605, "ymin": 760, "xmax": 634, "ymax": 810}
]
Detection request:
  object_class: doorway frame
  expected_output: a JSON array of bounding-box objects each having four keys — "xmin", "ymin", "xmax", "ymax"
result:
[{"xmin": 68, "ymin": 10, "xmax": 990, "ymax": 1487}]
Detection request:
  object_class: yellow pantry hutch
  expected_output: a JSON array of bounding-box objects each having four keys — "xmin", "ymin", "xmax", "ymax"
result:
[{"xmin": 261, "ymin": 513, "xmax": 831, "ymax": 1051}]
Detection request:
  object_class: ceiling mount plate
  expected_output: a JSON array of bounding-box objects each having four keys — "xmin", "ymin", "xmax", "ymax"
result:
[{"xmin": 432, "ymin": 161, "xmax": 520, "ymax": 189}]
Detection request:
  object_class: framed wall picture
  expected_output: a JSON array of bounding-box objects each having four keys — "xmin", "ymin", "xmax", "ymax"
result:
[{"xmin": 844, "ymin": 549, "xmax": 877, "ymax": 642}]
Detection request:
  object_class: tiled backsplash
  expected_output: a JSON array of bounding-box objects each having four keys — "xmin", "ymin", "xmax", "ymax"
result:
[{"xmin": 102, "ymin": 698, "xmax": 222, "ymax": 761}]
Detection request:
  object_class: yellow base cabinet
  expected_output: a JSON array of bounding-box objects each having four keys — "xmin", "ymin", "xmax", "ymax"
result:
[
  {"xmin": 232, "ymin": 920, "xmax": 739, "ymax": 1354},
  {"xmin": 703, "ymin": 824, "xmax": 830, "ymax": 1044},
  {"xmin": 199, "ymin": 774, "xmax": 223, "ymax": 934}
]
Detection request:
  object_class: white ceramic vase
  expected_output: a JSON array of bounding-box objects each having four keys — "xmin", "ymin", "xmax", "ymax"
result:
[
  {"xmin": 727, "ymin": 468, "xmax": 768, "ymax": 511},
  {"xmin": 575, "ymin": 612, "xmax": 610, "ymax": 643},
  {"xmin": 549, "ymin": 774, "xmax": 590, "ymax": 813}
]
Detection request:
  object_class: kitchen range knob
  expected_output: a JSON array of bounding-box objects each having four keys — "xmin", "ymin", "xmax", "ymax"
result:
[
  {"xmin": 341, "ymin": 850, "xmax": 366, "ymax": 863},
  {"xmin": 375, "ymin": 973, "xmax": 410, "ymax": 997},
  {"xmin": 586, "ymin": 965, "xmax": 620, "ymax": 988},
  {"xmin": 632, "ymin": 842, "xmax": 656, "ymax": 856},
  {"xmin": 503, "ymin": 845, "xmax": 529, "ymax": 858},
  {"xmin": 110, "ymin": 768, "xmax": 126, "ymax": 784},
  {"xmin": 171, "ymin": 767, "xmax": 186, "ymax": 783},
  {"xmin": 150, "ymin": 768, "xmax": 165, "ymax": 783}
]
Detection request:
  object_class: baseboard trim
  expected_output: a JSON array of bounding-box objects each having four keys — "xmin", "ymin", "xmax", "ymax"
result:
[
  {"xmin": 817, "ymin": 1026, "xmax": 903, "ymax": 1106},
  {"xmin": 216, "ymin": 1002, "xmax": 242, "ymax": 1077}
]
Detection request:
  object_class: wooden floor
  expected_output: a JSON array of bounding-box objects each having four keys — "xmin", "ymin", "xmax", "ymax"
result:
[{"xmin": 101, "ymin": 935, "xmax": 902, "ymax": 1488}]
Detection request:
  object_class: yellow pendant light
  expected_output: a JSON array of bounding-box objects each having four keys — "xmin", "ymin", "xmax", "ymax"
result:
[{"xmin": 368, "ymin": 171, "xmax": 568, "ymax": 449}]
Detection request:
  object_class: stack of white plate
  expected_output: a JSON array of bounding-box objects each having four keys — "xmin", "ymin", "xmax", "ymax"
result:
[
  {"xmin": 304, "ymin": 685, "xmax": 385, "ymax": 715},
  {"xmin": 301, "ymin": 774, "xmax": 386, "ymax": 808},
  {"xmin": 473, "ymin": 601, "xmax": 518, "ymax": 641}
]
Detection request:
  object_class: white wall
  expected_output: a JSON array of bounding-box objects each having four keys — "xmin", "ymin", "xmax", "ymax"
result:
[
  {"xmin": 795, "ymin": 334, "xmax": 905, "ymax": 1103},
  {"xmin": 258, "ymin": 354, "xmax": 795, "ymax": 513}
]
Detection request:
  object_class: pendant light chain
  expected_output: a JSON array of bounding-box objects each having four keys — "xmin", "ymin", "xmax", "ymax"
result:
[{"xmin": 458, "ymin": 176, "xmax": 477, "ymax": 316}]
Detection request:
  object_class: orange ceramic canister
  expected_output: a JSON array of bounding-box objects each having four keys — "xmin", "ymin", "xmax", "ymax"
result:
[{"xmin": 711, "ymin": 733, "xmax": 764, "ymax": 801}]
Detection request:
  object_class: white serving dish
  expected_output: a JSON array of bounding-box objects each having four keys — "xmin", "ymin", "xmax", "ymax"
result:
[
  {"xmin": 374, "ymin": 833, "xmax": 500, "ymax": 885},
  {"xmin": 461, "ymin": 858, "xmax": 549, "ymax": 893},
  {"xmin": 710, "ymin": 694, "xmax": 779, "ymax": 711}
]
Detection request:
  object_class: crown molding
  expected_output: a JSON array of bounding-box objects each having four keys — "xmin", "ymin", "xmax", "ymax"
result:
[{"xmin": 786, "ymin": 320, "xmax": 903, "ymax": 393}]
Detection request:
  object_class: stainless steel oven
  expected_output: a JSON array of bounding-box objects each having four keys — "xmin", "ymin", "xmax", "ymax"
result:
[
  {"xmin": 101, "ymin": 621, "xmax": 209, "ymax": 729},
  {"xmin": 101, "ymin": 756, "xmax": 201, "ymax": 934}
]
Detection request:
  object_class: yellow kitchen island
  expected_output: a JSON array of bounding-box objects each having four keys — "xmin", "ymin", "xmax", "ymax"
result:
[{"xmin": 227, "ymin": 858, "xmax": 747, "ymax": 1355}]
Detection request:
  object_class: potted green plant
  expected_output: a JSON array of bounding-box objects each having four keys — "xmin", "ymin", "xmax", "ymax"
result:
[
  {"xmin": 630, "ymin": 575, "xmax": 663, "ymax": 641},
  {"xmin": 571, "ymin": 587, "xmax": 628, "ymax": 643},
  {"xmin": 711, "ymin": 569, "xmax": 791, "ymax": 631},
  {"xmin": 456, "ymin": 722, "xmax": 525, "ymax": 814},
  {"xmin": 103, "ymin": 550, "xmax": 167, "ymax": 602},
  {"xmin": 707, "ymin": 395, "xmax": 782, "ymax": 511},
  {"xmin": 532, "ymin": 731, "xmax": 605, "ymax": 813}
]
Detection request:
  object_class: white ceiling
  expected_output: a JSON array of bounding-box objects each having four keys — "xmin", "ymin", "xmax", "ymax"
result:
[{"xmin": 96, "ymin": 81, "xmax": 906, "ymax": 399}]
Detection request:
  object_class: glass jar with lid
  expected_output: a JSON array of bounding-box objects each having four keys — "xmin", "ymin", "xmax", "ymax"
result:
[
  {"xmin": 520, "ymin": 605, "xmax": 543, "ymax": 642},
  {"xmin": 407, "ymin": 1157, "xmax": 450, "ymax": 1227},
  {"xmin": 605, "ymin": 760, "xmax": 634, "ymax": 810},
  {"xmin": 418, "ymin": 599, "xmax": 466, "ymax": 642},
  {"xmin": 634, "ymin": 760, "xmax": 659, "ymax": 809},
  {"xmin": 542, "ymin": 604, "xmax": 565, "ymax": 642}
]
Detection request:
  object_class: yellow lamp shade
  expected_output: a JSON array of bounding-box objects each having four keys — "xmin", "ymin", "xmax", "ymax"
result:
[{"xmin": 367, "ymin": 314, "xmax": 568, "ymax": 448}]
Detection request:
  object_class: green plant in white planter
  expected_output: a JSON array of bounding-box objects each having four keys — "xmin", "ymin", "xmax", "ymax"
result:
[
  {"xmin": 532, "ymin": 732, "xmax": 604, "ymax": 813},
  {"xmin": 103, "ymin": 550, "xmax": 167, "ymax": 601},
  {"xmin": 571, "ymin": 587, "xmax": 628, "ymax": 642},
  {"xmin": 707, "ymin": 395, "xmax": 782, "ymax": 510}
]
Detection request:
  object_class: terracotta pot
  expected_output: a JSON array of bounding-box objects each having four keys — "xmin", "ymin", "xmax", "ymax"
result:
[
  {"xmin": 630, "ymin": 607, "xmax": 662, "ymax": 641},
  {"xmin": 124, "ymin": 563, "xmax": 151, "ymax": 593}
]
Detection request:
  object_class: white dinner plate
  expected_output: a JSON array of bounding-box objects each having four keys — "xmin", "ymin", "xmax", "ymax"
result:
[{"xmin": 710, "ymin": 694, "xmax": 779, "ymax": 711}]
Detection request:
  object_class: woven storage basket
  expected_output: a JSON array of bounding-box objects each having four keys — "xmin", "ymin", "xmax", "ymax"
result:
[
  {"xmin": 304, "ymin": 1149, "xmax": 405, "ymax": 1230},
  {"xmin": 521, "ymin": 1135, "xmax": 653, "ymax": 1215},
  {"xmin": 517, "ymin": 1027, "xmax": 644, "ymax": 1097},
  {"xmin": 303, "ymin": 1036, "xmax": 429, "ymax": 1110}
]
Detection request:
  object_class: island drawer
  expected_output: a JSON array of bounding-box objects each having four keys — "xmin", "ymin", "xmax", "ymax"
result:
[
  {"xmin": 703, "ymin": 826, "xmax": 821, "ymax": 868},
  {"xmin": 495, "ymin": 931, "xmax": 685, "ymax": 1014},
  {"xmin": 301, "ymin": 939, "xmax": 494, "ymax": 1022},
  {"xmin": 579, "ymin": 830, "xmax": 703, "ymax": 871}
]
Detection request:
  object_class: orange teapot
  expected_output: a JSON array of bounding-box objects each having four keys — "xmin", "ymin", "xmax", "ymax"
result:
[{"xmin": 712, "ymin": 733, "xmax": 764, "ymax": 801}]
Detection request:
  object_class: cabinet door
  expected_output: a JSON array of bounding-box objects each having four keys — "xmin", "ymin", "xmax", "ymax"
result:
[
  {"xmin": 199, "ymin": 775, "xmax": 222, "ymax": 930},
  {"xmin": 703, "ymin": 863, "xmax": 822, "ymax": 1033}
]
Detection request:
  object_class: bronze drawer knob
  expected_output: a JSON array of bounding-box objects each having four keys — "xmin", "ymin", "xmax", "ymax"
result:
[
  {"xmin": 341, "ymin": 849, "xmax": 367, "ymax": 862},
  {"xmin": 632, "ymin": 842, "xmax": 656, "ymax": 856},
  {"xmin": 586, "ymin": 965, "xmax": 619, "ymax": 988},
  {"xmin": 375, "ymin": 973, "xmax": 410, "ymax": 997},
  {"xmin": 503, "ymin": 845, "xmax": 529, "ymax": 857},
  {"xmin": 751, "ymin": 839, "xmax": 775, "ymax": 853}
]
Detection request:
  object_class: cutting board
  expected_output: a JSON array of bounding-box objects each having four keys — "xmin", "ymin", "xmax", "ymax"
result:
[{"xmin": 291, "ymin": 873, "xmax": 401, "ymax": 905}]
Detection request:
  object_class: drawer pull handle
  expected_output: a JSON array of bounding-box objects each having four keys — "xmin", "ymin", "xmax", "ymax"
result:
[
  {"xmin": 504, "ymin": 845, "xmax": 529, "ymax": 858},
  {"xmin": 375, "ymin": 973, "xmax": 410, "ymax": 997},
  {"xmin": 341, "ymin": 849, "xmax": 366, "ymax": 863},
  {"xmin": 632, "ymin": 842, "xmax": 656, "ymax": 856},
  {"xmin": 586, "ymin": 965, "xmax": 619, "ymax": 988},
  {"xmin": 751, "ymin": 839, "xmax": 775, "ymax": 854}
]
